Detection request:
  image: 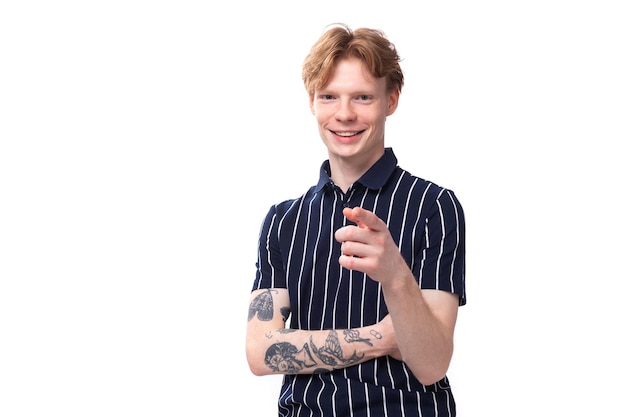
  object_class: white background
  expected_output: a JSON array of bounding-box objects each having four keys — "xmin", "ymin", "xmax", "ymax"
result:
[{"xmin": 1, "ymin": 1, "xmax": 624, "ymax": 416}]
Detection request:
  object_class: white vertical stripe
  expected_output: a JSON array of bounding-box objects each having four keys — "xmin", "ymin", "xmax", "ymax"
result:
[{"xmin": 434, "ymin": 189, "xmax": 447, "ymax": 290}]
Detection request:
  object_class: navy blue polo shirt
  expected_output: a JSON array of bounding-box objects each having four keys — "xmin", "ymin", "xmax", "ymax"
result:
[{"xmin": 252, "ymin": 147, "xmax": 466, "ymax": 417}]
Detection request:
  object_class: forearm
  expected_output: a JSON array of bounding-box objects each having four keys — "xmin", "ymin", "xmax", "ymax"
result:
[
  {"xmin": 247, "ymin": 323, "xmax": 395, "ymax": 376},
  {"xmin": 381, "ymin": 272, "xmax": 456, "ymax": 385}
]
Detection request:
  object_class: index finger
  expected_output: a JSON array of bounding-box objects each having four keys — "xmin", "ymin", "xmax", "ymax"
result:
[{"xmin": 343, "ymin": 206, "xmax": 385, "ymax": 231}]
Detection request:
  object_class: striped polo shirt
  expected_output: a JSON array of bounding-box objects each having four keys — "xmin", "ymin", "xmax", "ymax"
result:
[{"xmin": 252, "ymin": 147, "xmax": 466, "ymax": 417}]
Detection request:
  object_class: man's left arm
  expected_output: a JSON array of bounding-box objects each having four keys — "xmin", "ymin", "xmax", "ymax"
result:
[{"xmin": 335, "ymin": 205, "xmax": 462, "ymax": 385}]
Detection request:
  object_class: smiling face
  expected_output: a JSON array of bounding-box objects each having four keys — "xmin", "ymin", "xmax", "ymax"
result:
[{"xmin": 310, "ymin": 57, "xmax": 399, "ymax": 172}]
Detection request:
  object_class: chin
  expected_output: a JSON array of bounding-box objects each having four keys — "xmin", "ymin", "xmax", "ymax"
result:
[{"xmin": 328, "ymin": 141, "xmax": 359, "ymax": 154}]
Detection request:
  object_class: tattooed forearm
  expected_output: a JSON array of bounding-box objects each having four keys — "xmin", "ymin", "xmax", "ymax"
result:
[{"xmin": 263, "ymin": 328, "xmax": 380, "ymax": 374}]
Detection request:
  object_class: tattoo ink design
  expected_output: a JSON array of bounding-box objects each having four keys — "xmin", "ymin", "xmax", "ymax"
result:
[
  {"xmin": 311, "ymin": 330, "xmax": 364, "ymax": 367},
  {"xmin": 343, "ymin": 329, "xmax": 373, "ymax": 346},
  {"xmin": 369, "ymin": 329, "xmax": 383, "ymax": 340},
  {"xmin": 277, "ymin": 328, "xmax": 297, "ymax": 334},
  {"xmin": 264, "ymin": 342, "xmax": 317, "ymax": 373},
  {"xmin": 248, "ymin": 289, "xmax": 274, "ymax": 322}
]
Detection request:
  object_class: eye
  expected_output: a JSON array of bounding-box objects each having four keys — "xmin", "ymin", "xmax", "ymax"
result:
[
  {"xmin": 356, "ymin": 95, "xmax": 371, "ymax": 101},
  {"xmin": 318, "ymin": 94, "xmax": 335, "ymax": 100}
]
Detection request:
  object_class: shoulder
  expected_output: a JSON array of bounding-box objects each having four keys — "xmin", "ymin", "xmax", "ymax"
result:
[
  {"xmin": 265, "ymin": 186, "xmax": 318, "ymax": 218},
  {"xmin": 394, "ymin": 166, "xmax": 464, "ymax": 214},
  {"xmin": 396, "ymin": 166, "xmax": 459, "ymax": 198}
]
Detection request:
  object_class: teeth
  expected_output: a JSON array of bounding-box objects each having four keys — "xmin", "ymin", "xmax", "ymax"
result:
[{"xmin": 335, "ymin": 131, "xmax": 359, "ymax": 137}]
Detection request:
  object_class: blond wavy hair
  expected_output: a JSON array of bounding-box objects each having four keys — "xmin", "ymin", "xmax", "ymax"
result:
[{"xmin": 302, "ymin": 23, "xmax": 404, "ymax": 96}]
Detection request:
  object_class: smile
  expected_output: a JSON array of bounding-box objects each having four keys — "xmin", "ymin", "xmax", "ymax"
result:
[{"xmin": 332, "ymin": 130, "xmax": 365, "ymax": 137}]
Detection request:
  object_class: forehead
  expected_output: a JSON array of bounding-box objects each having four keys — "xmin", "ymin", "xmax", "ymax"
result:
[{"xmin": 322, "ymin": 57, "xmax": 384, "ymax": 92}]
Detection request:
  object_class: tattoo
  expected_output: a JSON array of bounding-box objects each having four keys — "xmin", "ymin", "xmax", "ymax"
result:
[
  {"xmin": 248, "ymin": 289, "xmax": 274, "ymax": 322},
  {"xmin": 248, "ymin": 290, "xmax": 291, "ymax": 323},
  {"xmin": 264, "ymin": 342, "xmax": 317, "ymax": 373},
  {"xmin": 343, "ymin": 329, "xmax": 373, "ymax": 346},
  {"xmin": 263, "ymin": 329, "xmax": 371, "ymax": 374},
  {"xmin": 277, "ymin": 328, "xmax": 297, "ymax": 334},
  {"xmin": 310, "ymin": 330, "xmax": 364, "ymax": 367},
  {"xmin": 370, "ymin": 329, "xmax": 383, "ymax": 340}
]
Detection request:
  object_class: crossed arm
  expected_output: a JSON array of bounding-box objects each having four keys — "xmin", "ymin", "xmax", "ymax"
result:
[
  {"xmin": 246, "ymin": 287, "xmax": 399, "ymax": 376},
  {"xmin": 246, "ymin": 207, "xmax": 459, "ymax": 385}
]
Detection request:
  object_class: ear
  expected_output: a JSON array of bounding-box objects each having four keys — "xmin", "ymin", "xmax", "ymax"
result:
[
  {"xmin": 386, "ymin": 89, "xmax": 400, "ymax": 116},
  {"xmin": 309, "ymin": 95, "xmax": 315, "ymax": 115}
]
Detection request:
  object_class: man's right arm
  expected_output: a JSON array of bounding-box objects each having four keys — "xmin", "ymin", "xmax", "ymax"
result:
[{"xmin": 245, "ymin": 288, "xmax": 399, "ymax": 376}]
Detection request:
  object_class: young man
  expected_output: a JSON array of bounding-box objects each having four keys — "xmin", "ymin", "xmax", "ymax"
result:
[{"xmin": 246, "ymin": 24, "xmax": 466, "ymax": 417}]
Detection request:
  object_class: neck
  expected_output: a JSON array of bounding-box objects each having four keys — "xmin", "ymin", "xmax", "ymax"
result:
[{"xmin": 327, "ymin": 149, "xmax": 384, "ymax": 193}]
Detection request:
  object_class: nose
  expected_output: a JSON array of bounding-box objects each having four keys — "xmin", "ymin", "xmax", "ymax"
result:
[{"xmin": 335, "ymin": 99, "xmax": 356, "ymax": 122}]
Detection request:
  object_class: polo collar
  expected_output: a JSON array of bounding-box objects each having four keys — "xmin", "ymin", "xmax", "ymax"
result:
[{"xmin": 314, "ymin": 148, "xmax": 398, "ymax": 192}]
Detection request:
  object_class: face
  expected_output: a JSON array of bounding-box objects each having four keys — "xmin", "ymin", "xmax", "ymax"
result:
[{"xmin": 310, "ymin": 57, "xmax": 399, "ymax": 168}]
